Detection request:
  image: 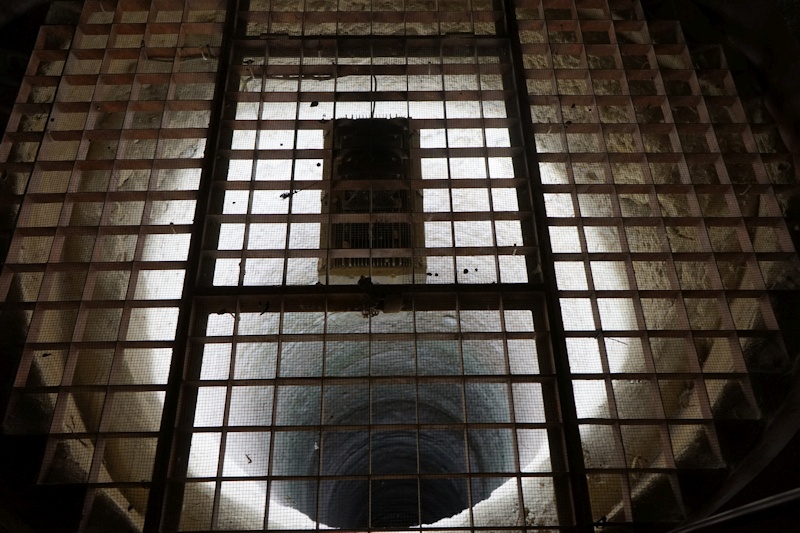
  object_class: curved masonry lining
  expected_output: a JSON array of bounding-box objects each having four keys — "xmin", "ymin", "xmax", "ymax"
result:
[
  {"xmin": 193, "ymin": 310, "xmax": 531, "ymax": 528},
  {"xmin": 10, "ymin": 5, "xmax": 793, "ymax": 524},
  {"xmin": 26, "ymin": 169, "xmax": 762, "ymax": 529}
]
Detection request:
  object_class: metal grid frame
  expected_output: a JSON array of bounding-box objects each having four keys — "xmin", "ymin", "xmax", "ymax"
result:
[
  {"xmin": 201, "ymin": 35, "xmax": 541, "ymax": 288},
  {"xmin": 161, "ymin": 5, "xmax": 579, "ymax": 528},
  {"xmin": 0, "ymin": 0, "xmax": 797, "ymax": 532},
  {"xmin": 0, "ymin": 0, "xmax": 227, "ymax": 530},
  {"xmin": 165, "ymin": 290, "xmax": 565, "ymax": 530},
  {"xmin": 517, "ymin": 0, "xmax": 795, "ymax": 526}
]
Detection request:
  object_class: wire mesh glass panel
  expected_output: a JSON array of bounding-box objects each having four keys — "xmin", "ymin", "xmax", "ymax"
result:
[
  {"xmin": 0, "ymin": 1, "xmax": 226, "ymax": 530},
  {"xmin": 1, "ymin": 0, "xmax": 799, "ymax": 531},
  {"xmin": 241, "ymin": 0, "xmax": 503, "ymax": 38},
  {"xmin": 165, "ymin": 292, "xmax": 562, "ymax": 530},
  {"xmin": 519, "ymin": 0, "xmax": 799, "ymax": 527},
  {"xmin": 202, "ymin": 37, "xmax": 540, "ymax": 287}
]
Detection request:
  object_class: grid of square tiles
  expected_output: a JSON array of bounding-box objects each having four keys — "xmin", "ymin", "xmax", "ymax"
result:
[
  {"xmin": 517, "ymin": 0, "xmax": 797, "ymax": 524},
  {"xmin": 240, "ymin": 0, "xmax": 503, "ymax": 38},
  {"xmin": 0, "ymin": 0, "xmax": 225, "ymax": 528},
  {"xmin": 168, "ymin": 293, "xmax": 561, "ymax": 530},
  {"xmin": 204, "ymin": 37, "xmax": 539, "ymax": 286}
]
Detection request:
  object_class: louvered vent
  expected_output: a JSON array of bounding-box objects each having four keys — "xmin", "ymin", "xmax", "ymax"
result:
[{"xmin": 320, "ymin": 118, "xmax": 425, "ymax": 282}]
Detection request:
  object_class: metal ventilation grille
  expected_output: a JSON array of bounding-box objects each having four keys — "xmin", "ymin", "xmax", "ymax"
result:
[
  {"xmin": 324, "ymin": 118, "xmax": 421, "ymax": 277},
  {"xmin": 0, "ymin": 0, "xmax": 797, "ymax": 531}
]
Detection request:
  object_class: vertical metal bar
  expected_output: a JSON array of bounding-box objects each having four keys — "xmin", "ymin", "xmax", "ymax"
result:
[
  {"xmin": 143, "ymin": 0, "xmax": 240, "ymax": 530},
  {"xmin": 499, "ymin": 0, "xmax": 595, "ymax": 531},
  {"xmin": 264, "ymin": 296, "xmax": 284, "ymax": 529}
]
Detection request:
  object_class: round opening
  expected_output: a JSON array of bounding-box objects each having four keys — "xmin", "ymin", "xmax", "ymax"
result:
[{"xmin": 269, "ymin": 373, "xmax": 516, "ymax": 528}]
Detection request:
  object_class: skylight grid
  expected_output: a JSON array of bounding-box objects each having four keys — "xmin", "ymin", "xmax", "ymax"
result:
[
  {"xmin": 1, "ymin": 0, "xmax": 798, "ymax": 531},
  {"xmin": 240, "ymin": 0, "xmax": 503, "ymax": 38},
  {"xmin": 203, "ymin": 38, "xmax": 539, "ymax": 287},
  {"xmin": 516, "ymin": 0, "xmax": 796, "ymax": 524},
  {"xmin": 168, "ymin": 292, "xmax": 562, "ymax": 530},
  {"xmin": 0, "ymin": 1, "xmax": 227, "ymax": 530}
]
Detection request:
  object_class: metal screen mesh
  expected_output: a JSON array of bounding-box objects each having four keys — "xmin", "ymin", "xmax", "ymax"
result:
[
  {"xmin": 0, "ymin": 0, "xmax": 226, "ymax": 529},
  {"xmin": 0, "ymin": 0, "xmax": 798, "ymax": 531},
  {"xmin": 519, "ymin": 0, "xmax": 795, "ymax": 524},
  {"xmin": 203, "ymin": 37, "xmax": 539, "ymax": 287},
  {"xmin": 168, "ymin": 292, "xmax": 558, "ymax": 529}
]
